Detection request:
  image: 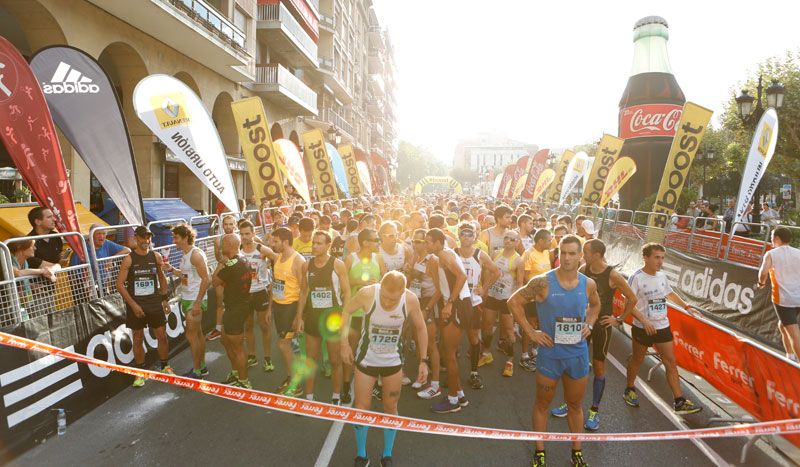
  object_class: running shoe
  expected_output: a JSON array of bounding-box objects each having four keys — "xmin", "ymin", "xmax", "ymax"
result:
[
  {"xmin": 571, "ymin": 450, "xmax": 588, "ymax": 466},
  {"xmin": 457, "ymin": 396, "xmax": 469, "ymax": 407},
  {"xmin": 623, "ymin": 388, "xmax": 640, "ymax": 407},
  {"xmin": 401, "ymin": 375, "xmax": 412, "ymax": 386},
  {"xmin": 502, "ymin": 361, "xmax": 513, "ymax": 377},
  {"xmin": 223, "ymin": 370, "xmax": 239, "ymax": 385},
  {"xmin": 132, "ymin": 376, "xmax": 145, "ymax": 388},
  {"xmin": 469, "ymin": 372, "xmax": 484, "ymax": 390},
  {"xmin": 161, "ymin": 365, "xmax": 175, "ymax": 375},
  {"xmin": 354, "ymin": 456, "xmax": 370, "ymax": 467},
  {"xmin": 519, "ymin": 357, "xmax": 536, "ymax": 372},
  {"xmin": 199, "ymin": 366, "xmax": 209, "ymax": 377},
  {"xmin": 341, "ymin": 384, "xmax": 353, "ymax": 404},
  {"xmin": 380, "ymin": 456, "xmax": 392, "ymax": 467},
  {"xmin": 233, "ymin": 378, "xmax": 253, "ymax": 389},
  {"xmin": 431, "ymin": 397, "xmax": 462, "ymax": 413},
  {"xmin": 276, "ymin": 377, "xmax": 291, "ymax": 393},
  {"xmin": 283, "ymin": 386, "xmax": 303, "ymax": 397},
  {"xmin": 550, "ymin": 403, "xmax": 568, "ymax": 418},
  {"xmin": 478, "ymin": 352, "xmax": 494, "ymax": 367},
  {"xmin": 532, "ymin": 451, "xmax": 546, "ymax": 467},
  {"xmin": 206, "ymin": 329, "xmax": 222, "ymax": 341},
  {"xmin": 181, "ymin": 369, "xmax": 203, "ymax": 379},
  {"xmin": 411, "ymin": 379, "xmax": 424, "ymax": 389},
  {"xmin": 331, "ymin": 398, "xmax": 340, "ymax": 406},
  {"xmin": 416, "ymin": 385, "xmax": 442, "ymax": 400},
  {"xmin": 674, "ymin": 398, "xmax": 702, "ymax": 415},
  {"xmin": 496, "ymin": 340, "xmax": 511, "ymax": 357},
  {"xmin": 247, "ymin": 355, "xmax": 258, "ymax": 367},
  {"xmin": 372, "ymin": 386, "xmax": 383, "ymax": 400},
  {"xmin": 584, "ymin": 409, "xmax": 600, "ymax": 431},
  {"xmin": 263, "ymin": 359, "xmax": 275, "ymax": 373}
]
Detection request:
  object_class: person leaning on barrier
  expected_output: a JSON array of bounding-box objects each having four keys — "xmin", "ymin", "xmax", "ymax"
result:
[
  {"xmin": 27, "ymin": 206, "xmax": 69, "ymax": 268},
  {"xmin": 71, "ymin": 224, "xmax": 131, "ymax": 268},
  {"xmin": 758, "ymin": 226, "xmax": 800, "ymax": 362},
  {"xmin": 10, "ymin": 240, "xmax": 60, "ymax": 319}
]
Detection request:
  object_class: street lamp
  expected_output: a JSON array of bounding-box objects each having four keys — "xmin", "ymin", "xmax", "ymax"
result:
[
  {"xmin": 326, "ymin": 124, "xmax": 341, "ymax": 145},
  {"xmin": 734, "ymin": 75, "xmax": 786, "ymax": 225}
]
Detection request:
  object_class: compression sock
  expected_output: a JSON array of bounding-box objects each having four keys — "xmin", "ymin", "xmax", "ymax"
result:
[
  {"xmin": 354, "ymin": 425, "xmax": 368, "ymax": 458},
  {"xmin": 470, "ymin": 343, "xmax": 480, "ymax": 371},
  {"xmin": 215, "ymin": 324, "xmax": 222, "ymax": 332},
  {"xmin": 306, "ymin": 394, "xmax": 314, "ymax": 401},
  {"xmin": 383, "ymin": 427, "xmax": 398, "ymax": 457},
  {"xmin": 592, "ymin": 375, "xmax": 606, "ymax": 409},
  {"xmin": 482, "ymin": 330, "xmax": 494, "ymax": 352}
]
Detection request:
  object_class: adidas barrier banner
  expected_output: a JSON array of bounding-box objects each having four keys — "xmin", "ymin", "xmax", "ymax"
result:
[
  {"xmin": 599, "ymin": 157, "xmax": 637, "ymax": 207},
  {"xmin": 0, "ymin": 37, "xmax": 85, "ymax": 259},
  {"xmin": 273, "ymin": 139, "xmax": 311, "ymax": 204},
  {"xmin": 558, "ymin": 151, "xmax": 590, "ymax": 205},
  {"xmin": 545, "ymin": 150, "xmax": 574, "ymax": 204},
  {"xmin": 326, "ymin": 143, "xmax": 350, "ymax": 198},
  {"xmin": 301, "ymin": 129, "xmax": 338, "ymax": 201},
  {"xmin": 133, "ymin": 74, "xmax": 239, "ymax": 212},
  {"xmin": 581, "ymin": 134, "xmax": 624, "ymax": 207},
  {"xmin": 532, "ymin": 168, "xmax": 556, "ymax": 201},
  {"xmin": 337, "ymin": 144, "xmax": 362, "ymax": 197},
  {"xmin": 520, "ymin": 149, "xmax": 550, "ymax": 200},
  {"xmin": 230, "ymin": 96, "xmax": 286, "ymax": 206},
  {"xmin": 734, "ymin": 108, "xmax": 778, "ymax": 227},
  {"xmin": 30, "ymin": 46, "xmax": 145, "ymax": 226}
]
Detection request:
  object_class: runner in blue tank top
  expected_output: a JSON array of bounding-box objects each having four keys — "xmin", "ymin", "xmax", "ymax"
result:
[{"xmin": 508, "ymin": 234, "xmax": 600, "ymax": 467}]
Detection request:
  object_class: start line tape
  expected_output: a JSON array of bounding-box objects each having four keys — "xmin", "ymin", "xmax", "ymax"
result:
[{"xmin": 3, "ymin": 331, "xmax": 800, "ymax": 442}]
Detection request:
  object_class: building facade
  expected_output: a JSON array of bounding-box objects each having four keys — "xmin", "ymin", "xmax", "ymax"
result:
[
  {"xmin": 453, "ymin": 132, "xmax": 538, "ymax": 174},
  {"xmin": 0, "ymin": 0, "xmax": 397, "ymax": 213}
]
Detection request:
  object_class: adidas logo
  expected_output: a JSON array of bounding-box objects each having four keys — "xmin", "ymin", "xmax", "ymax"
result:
[
  {"xmin": 41, "ymin": 61, "xmax": 100, "ymax": 94},
  {"xmin": 662, "ymin": 262, "xmax": 755, "ymax": 315}
]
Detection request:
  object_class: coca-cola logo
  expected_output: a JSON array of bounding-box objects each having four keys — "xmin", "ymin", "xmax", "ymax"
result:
[{"xmin": 619, "ymin": 104, "xmax": 683, "ymax": 139}]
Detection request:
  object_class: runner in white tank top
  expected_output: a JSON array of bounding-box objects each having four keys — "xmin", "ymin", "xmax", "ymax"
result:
[
  {"xmin": 179, "ymin": 246, "xmax": 207, "ymax": 301},
  {"xmin": 379, "ymin": 221, "xmax": 411, "ymax": 272}
]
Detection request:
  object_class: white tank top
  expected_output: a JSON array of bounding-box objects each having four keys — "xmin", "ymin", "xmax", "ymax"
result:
[
  {"xmin": 380, "ymin": 244, "xmax": 406, "ymax": 272},
  {"xmin": 488, "ymin": 251, "xmax": 519, "ymax": 300},
  {"xmin": 459, "ymin": 248, "xmax": 483, "ymax": 306},
  {"xmin": 486, "ymin": 228, "xmax": 505, "ymax": 256},
  {"xmin": 180, "ymin": 246, "xmax": 207, "ymax": 301},
  {"xmin": 241, "ymin": 244, "xmax": 271, "ymax": 293},
  {"xmin": 520, "ymin": 233, "xmax": 534, "ymax": 251},
  {"xmin": 767, "ymin": 245, "xmax": 800, "ymax": 307},
  {"xmin": 355, "ymin": 284, "xmax": 407, "ymax": 368},
  {"xmin": 410, "ymin": 254, "xmax": 436, "ymax": 298},
  {"xmin": 437, "ymin": 248, "xmax": 471, "ymax": 301}
]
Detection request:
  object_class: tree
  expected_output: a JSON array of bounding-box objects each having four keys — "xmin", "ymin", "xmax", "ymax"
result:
[
  {"xmin": 449, "ymin": 166, "xmax": 479, "ymax": 185},
  {"xmin": 396, "ymin": 141, "xmax": 446, "ymax": 190}
]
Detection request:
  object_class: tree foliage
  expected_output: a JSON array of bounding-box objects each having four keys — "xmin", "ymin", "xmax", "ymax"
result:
[
  {"xmin": 449, "ymin": 166, "xmax": 479, "ymax": 185},
  {"xmin": 395, "ymin": 141, "xmax": 447, "ymax": 190}
]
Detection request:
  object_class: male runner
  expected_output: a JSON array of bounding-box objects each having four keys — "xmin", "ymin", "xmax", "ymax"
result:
[
  {"xmin": 758, "ymin": 226, "xmax": 800, "ymax": 361},
  {"xmin": 117, "ymin": 226, "xmax": 174, "ymax": 386},
  {"xmin": 624, "ymin": 243, "xmax": 701, "ymax": 415},
  {"xmin": 379, "ymin": 221, "xmax": 412, "ymax": 273},
  {"xmin": 293, "ymin": 217, "xmax": 315, "ymax": 261},
  {"xmin": 341, "ymin": 271, "xmax": 428, "ymax": 467},
  {"xmin": 207, "ymin": 214, "xmax": 237, "ymax": 340},
  {"xmin": 484, "ymin": 230, "xmax": 521, "ymax": 377},
  {"xmin": 409, "ymin": 228, "xmax": 443, "ymax": 399},
  {"xmin": 239, "ymin": 220, "xmax": 277, "ymax": 372},
  {"xmin": 516, "ymin": 214, "xmax": 536, "ymax": 253},
  {"xmin": 507, "ymin": 235, "xmax": 600, "ymax": 467},
  {"xmin": 480, "ymin": 205, "xmax": 512, "ymax": 256},
  {"xmin": 297, "ymin": 231, "xmax": 351, "ymax": 403}
]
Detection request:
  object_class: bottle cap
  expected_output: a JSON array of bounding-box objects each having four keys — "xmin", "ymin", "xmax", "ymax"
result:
[{"xmin": 633, "ymin": 16, "xmax": 668, "ymax": 29}]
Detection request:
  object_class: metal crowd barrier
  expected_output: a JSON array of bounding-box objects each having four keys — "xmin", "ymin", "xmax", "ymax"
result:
[
  {"xmin": 89, "ymin": 223, "xmax": 137, "ymax": 298},
  {"xmin": 189, "ymin": 214, "xmax": 220, "ymax": 239},
  {"xmin": 0, "ymin": 242, "xmax": 22, "ymax": 327}
]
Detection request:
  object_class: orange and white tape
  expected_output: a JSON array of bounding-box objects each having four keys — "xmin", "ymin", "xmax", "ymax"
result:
[{"xmin": 2, "ymin": 331, "xmax": 799, "ymax": 442}]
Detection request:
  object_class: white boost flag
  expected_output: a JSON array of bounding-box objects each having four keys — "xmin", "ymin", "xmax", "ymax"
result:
[
  {"xmin": 133, "ymin": 74, "xmax": 239, "ymax": 212},
  {"xmin": 733, "ymin": 108, "xmax": 778, "ymax": 227},
  {"xmin": 559, "ymin": 151, "xmax": 590, "ymax": 206}
]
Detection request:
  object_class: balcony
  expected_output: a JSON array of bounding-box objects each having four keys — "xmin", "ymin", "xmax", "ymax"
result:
[
  {"xmin": 319, "ymin": 13, "xmax": 335, "ymax": 32},
  {"xmin": 371, "ymin": 119, "xmax": 384, "ymax": 139},
  {"xmin": 323, "ymin": 108, "xmax": 355, "ymax": 138},
  {"xmin": 365, "ymin": 91, "xmax": 382, "ymax": 116},
  {"xmin": 367, "ymin": 47, "xmax": 383, "ymax": 75},
  {"xmin": 368, "ymin": 25, "xmax": 382, "ymax": 45},
  {"xmin": 317, "ymin": 55, "xmax": 353, "ymax": 103},
  {"xmin": 253, "ymin": 64, "xmax": 318, "ymax": 115},
  {"xmin": 369, "ymin": 74, "xmax": 385, "ymax": 97},
  {"xmin": 257, "ymin": 2, "xmax": 318, "ymax": 69},
  {"xmin": 86, "ymin": 0, "xmax": 252, "ymax": 82}
]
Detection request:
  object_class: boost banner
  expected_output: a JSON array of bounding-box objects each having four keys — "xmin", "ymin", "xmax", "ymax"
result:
[
  {"xmin": 520, "ymin": 149, "xmax": 550, "ymax": 200},
  {"xmin": 733, "ymin": 108, "xmax": 778, "ymax": 226},
  {"xmin": 558, "ymin": 151, "xmax": 590, "ymax": 206},
  {"xmin": 337, "ymin": 144, "xmax": 362, "ymax": 197},
  {"xmin": 599, "ymin": 156, "xmax": 637, "ymax": 207},
  {"xmin": 581, "ymin": 134, "xmax": 624, "ymax": 207},
  {"xmin": 133, "ymin": 74, "xmax": 239, "ymax": 212},
  {"xmin": 301, "ymin": 129, "xmax": 338, "ymax": 201},
  {"xmin": 545, "ymin": 150, "xmax": 574, "ymax": 204},
  {"xmin": 230, "ymin": 96, "xmax": 286, "ymax": 206},
  {"xmin": 30, "ymin": 45, "xmax": 145, "ymax": 225},
  {"xmin": 647, "ymin": 102, "xmax": 713, "ymax": 242},
  {"xmin": 273, "ymin": 139, "xmax": 311, "ymax": 204},
  {"xmin": 0, "ymin": 37, "xmax": 84, "ymax": 259}
]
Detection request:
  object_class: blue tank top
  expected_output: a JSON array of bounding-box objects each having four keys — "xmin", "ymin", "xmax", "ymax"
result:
[{"xmin": 537, "ymin": 270, "xmax": 588, "ymax": 359}]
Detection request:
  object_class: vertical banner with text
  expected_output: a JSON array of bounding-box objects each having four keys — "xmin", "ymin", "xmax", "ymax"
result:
[
  {"xmin": 337, "ymin": 144, "xmax": 362, "ymax": 197},
  {"xmin": 581, "ymin": 134, "xmax": 624, "ymax": 209},
  {"xmin": 545, "ymin": 150, "xmax": 575, "ymax": 204},
  {"xmin": 558, "ymin": 151, "xmax": 590, "ymax": 206},
  {"xmin": 733, "ymin": 108, "xmax": 778, "ymax": 226},
  {"xmin": 647, "ymin": 102, "xmax": 713, "ymax": 242},
  {"xmin": 520, "ymin": 149, "xmax": 550, "ymax": 200},
  {"xmin": 532, "ymin": 168, "xmax": 556, "ymax": 201},
  {"xmin": 230, "ymin": 97, "xmax": 286, "ymax": 206},
  {"xmin": 599, "ymin": 157, "xmax": 637, "ymax": 207},
  {"xmin": 273, "ymin": 139, "xmax": 311, "ymax": 204},
  {"xmin": 301, "ymin": 128, "xmax": 338, "ymax": 201}
]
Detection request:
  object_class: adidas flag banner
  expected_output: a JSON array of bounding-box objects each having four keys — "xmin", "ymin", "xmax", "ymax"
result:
[
  {"xmin": 30, "ymin": 46, "xmax": 145, "ymax": 225},
  {"xmin": 0, "ymin": 37, "xmax": 85, "ymax": 259},
  {"xmin": 133, "ymin": 74, "xmax": 239, "ymax": 212}
]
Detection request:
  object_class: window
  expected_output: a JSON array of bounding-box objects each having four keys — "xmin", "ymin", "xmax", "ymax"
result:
[
  {"xmin": 164, "ymin": 163, "xmax": 180, "ymax": 198},
  {"xmin": 233, "ymin": 7, "xmax": 246, "ymax": 32}
]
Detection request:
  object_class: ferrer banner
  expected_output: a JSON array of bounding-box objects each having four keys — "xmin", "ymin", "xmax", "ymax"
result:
[
  {"xmin": 273, "ymin": 139, "xmax": 311, "ymax": 204},
  {"xmin": 647, "ymin": 102, "xmax": 713, "ymax": 241},
  {"xmin": 133, "ymin": 75, "xmax": 238, "ymax": 212},
  {"xmin": 532, "ymin": 168, "xmax": 556, "ymax": 201},
  {"xmin": 558, "ymin": 151, "xmax": 590, "ymax": 206},
  {"xmin": 520, "ymin": 149, "xmax": 550, "ymax": 200},
  {"xmin": 337, "ymin": 144, "xmax": 362, "ymax": 197},
  {"xmin": 581, "ymin": 134, "xmax": 624, "ymax": 207},
  {"xmin": 733, "ymin": 108, "xmax": 778, "ymax": 227},
  {"xmin": 230, "ymin": 97, "xmax": 286, "ymax": 206},
  {"xmin": 301, "ymin": 129, "xmax": 338, "ymax": 201},
  {"xmin": 599, "ymin": 157, "xmax": 637, "ymax": 207},
  {"xmin": 545, "ymin": 150, "xmax": 574, "ymax": 204}
]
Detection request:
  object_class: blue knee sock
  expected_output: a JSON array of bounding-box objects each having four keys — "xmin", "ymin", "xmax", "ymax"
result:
[
  {"xmin": 592, "ymin": 375, "xmax": 606, "ymax": 409},
  {"xmin": 354, "ymin": 425, "xmax": 368, "ymax": 458},
  {"xmin": 383, "ymin": 428, "xmax": 397, "ymax": 457}
]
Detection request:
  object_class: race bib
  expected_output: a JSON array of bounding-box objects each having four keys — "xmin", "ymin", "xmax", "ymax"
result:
[
  {"xmin": 647, "ymin": 298, "xmax": 668, "ymax": 321},
  {"xmin": 489, "ymin": 282, "xmax": 506, "ymax": 296},
  {"xmin": 369, "ymin": 326, "xmax": 400, "ymax": 354},
  {"xmin": 409, "ymin": 280, "xmax": 422, "ymax": 298},
  {"xmin": 134, "ymin": 279, "xmax": 155, "ymax": 296},
  {"xmin": 273, "ymin": 279, "xmax": 285, "ymax": 300},
  {"xmin": 554, "ymin": 317, "xmax": 584, "ymax": 345},
  {"xmin": 311, "ymin": 289, "xmax": 333, "ymax": 309}
]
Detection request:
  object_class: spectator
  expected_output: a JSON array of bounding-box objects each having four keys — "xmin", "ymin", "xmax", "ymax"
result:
[
  {"xmin": 722, "ymin": 199, "xmax": 736, "ymax": 233},
  {"xmin": 9, "ymin": 239, "xmax": 59, "ymax": 319},
  {"xmin": 761, "ymin": 202, "xmax": 780, "ymax": 227},
  {"xmin": 73, "ymin": 224, "xmax": 131, "ymax": 292},
  {"xmin": 685, "ymin": 201, "xmax": 701, "ymax": 219},
  {"xmin": 759, "ymin": 227, "xmax": 800, "ymax": 361},
  {"xmin": 27, "ymin": 207, "xmax": 68, "ymax": 268}
]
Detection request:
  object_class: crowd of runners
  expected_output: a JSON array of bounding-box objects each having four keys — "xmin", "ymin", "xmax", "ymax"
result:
[{"xmin": 116, "ymin": 195, "xmax": 708, "ymax": 467}]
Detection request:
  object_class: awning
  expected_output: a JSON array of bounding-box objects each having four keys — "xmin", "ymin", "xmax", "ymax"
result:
[{"xmin": 0, "ymin": 202, "xmax": 107, "ymax": 240}]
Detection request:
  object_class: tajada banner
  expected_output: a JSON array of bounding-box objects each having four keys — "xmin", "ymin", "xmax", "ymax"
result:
[
  {"xmin": 532, "ymin": 168, "xmax": 556, "ymax": 201},
  {"xmin": 0, "ymin": 37, "xmax": 84, "ymax": 258},
  {"xmin": 133, "ymin": 74, "xmax": 239, "ymax": 212},
  {"xmin": 337, "ymin": 144, "xmax": 362, "ymax": 197},
  {"xmin": 581, "ymin": 134, "xmax": 624, "ymax": 208},
  {"xmin": 497, "ymin": 164, "xmax": 515, "ymax": 199},
  {"xmin": 273, "ymin": 139, "xmax": 311, "ymax": 204},
  {"xmin": 599, "ymin": 156, "xmax": 637, "ymax": 207},
  {"xmin": 30, "ymin": 45, "xmax": 145, "ymax": 225},
  {"xmin": 520, "ymin": 149, "xmax": 550, "ymax": 200},
  {"xmin": 545, "ymin": 150, "xmax": 574, "ymax": 204},
  {"xmin": 733, "ymin": 108, "xmax": 778, "ymax": 227},
  {"xmin": 647, "ymin": 102, "xmax": 713, "ymax": 242},
  {"xmin": 301, "ymin": 128, "xmax": 338, "ymax": 201},
  {"xmin": 558, "ymin": 151, "xmax": 590, "ymax": 206},
  {"xmin": 230, "ymin": 96, "xmax": 286, "ymax": 206},
  {"xmin": 507, "ymin": 155, "xmax": 529, "ymax": 198}
]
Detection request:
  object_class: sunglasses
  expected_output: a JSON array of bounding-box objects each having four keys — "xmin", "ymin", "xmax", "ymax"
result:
[
  {"xmin": 412, "ymin": 239, "xmax": 426, "ymax": 244},
  {"xmin": 366, "ymin": 238, "xmax": 380, "ymax": 243},
  {"xmin": 504, "ymin": 236, "xmax": 518, "ymax": 241},
  {"xmin": 459, "ymin": 231, "xmax": 475, "ymax": 237}
]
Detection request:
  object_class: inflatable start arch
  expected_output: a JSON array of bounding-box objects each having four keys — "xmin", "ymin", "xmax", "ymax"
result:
[{"xmin": 414, "ymin": 176, "xmax": 462, "ymax": 194}]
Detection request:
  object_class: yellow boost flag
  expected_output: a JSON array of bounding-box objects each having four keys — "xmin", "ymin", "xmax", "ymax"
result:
[
  {"xmin": 545, "ymin": 150, "xmax": 574, "ymax": 204},
  {"xmin": 301, "ymin": 128, "xmax": 338, "ymax": 201},
  {"xmin": 532, "ymin": 168, "xmax": 556, "ymax": 200},
  {"xmin": 647, "ymin": 102, "xmax": 713, "ymax": 242},
  {"xmin": 599, "ymin": 157, "xmax": 637, "ymax": 207},
  {"xmin": 337, "ymin": 144, "xmax": 362, "ymax": 197},
  {"xmin": 581, "ymin": 134, "xmax": 624, "ymax": 207},
  {"xmin": 230, "ymin": 97, "xmax": 286, "ymax": 205}
]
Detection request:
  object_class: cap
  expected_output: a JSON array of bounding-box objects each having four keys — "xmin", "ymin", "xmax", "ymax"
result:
[
  {"xmin": 448, "ymin": 212, "xmax": 459, "ymax": 220},
  {"xmin": 134, "ymin": 225, "xmax": 152, "ymax": 237},
  {"xmin": 288, "ymin": 215, "xmax": 301, "ymax": 226},
  {"xmin": 581, "ymin": 220, "xmax": 596, "ymax": 236}
]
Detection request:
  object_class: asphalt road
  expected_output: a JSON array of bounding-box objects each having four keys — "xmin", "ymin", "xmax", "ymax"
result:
[{"xmin": 13, "ymin": 325, "xmax": 793, "ymax": 467}]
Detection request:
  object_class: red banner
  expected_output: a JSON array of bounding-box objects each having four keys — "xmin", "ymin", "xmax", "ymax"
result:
[
  {"xmin": 0, "ymin": 37, "xmax": 84, "ymax": 259},
  {"xmin": 619, "ymin": 103, "xmax": 683, "ymax": 139},
  {"xmin": 521, "ymin": 149, "xmax": 550, "ymax": 199},
  {"xmin": 496, "ymin": 164, "xmax": 515, "ymax": 199},
  {"xmin": 506, "ymin": 155, "xmax": 529, "ymax": 198}
]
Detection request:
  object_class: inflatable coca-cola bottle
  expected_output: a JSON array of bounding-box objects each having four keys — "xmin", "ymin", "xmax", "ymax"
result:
[{"xmin": 618, "ymin": 16, "xmax": 685, "ymax": 210}]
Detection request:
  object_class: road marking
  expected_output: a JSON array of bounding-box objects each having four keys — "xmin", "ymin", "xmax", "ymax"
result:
[
  {"xmin": 606, "ymin": 353, "xmax": 731, "ymax": 467},
  {"xmin": 314, "ymin": 418, "xmax": 346, "ymax": 467}
]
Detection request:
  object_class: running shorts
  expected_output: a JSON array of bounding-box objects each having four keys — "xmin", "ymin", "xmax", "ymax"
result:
[
  {"xmin": 537, "ymin": 352, "xmax": 590, "ymax": 381},
  {"xmin": 631, "ymin": 325, "xmax": 674, "ymax": 347},
  {"xmin": 272, "ymin": 301, "xmax": 298, "ymax": 339}
]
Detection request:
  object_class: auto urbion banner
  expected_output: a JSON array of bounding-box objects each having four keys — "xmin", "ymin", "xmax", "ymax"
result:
[
  {"xmin": 0, "ymin": 37, "xmax": 84, "ymax": 259},
  {"xmin": 30, "ymin": 45, "xmax": 145, "ymax": 225},
  {"xmin": 132, "ymin": 74, "xmax": 239, "ymax": 212},
  {"xmin": 733, "ymin": 108, "xmax": 778, "ymax": 227}
]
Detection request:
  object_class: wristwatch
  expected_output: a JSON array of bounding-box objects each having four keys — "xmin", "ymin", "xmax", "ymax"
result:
[
  {"xmin": 587, "ymin": 323, "xmax": 594, "ymax": 332},
  {"xmin": 421, "ymin": 356, "xmax": 431, "ymax": 364}
]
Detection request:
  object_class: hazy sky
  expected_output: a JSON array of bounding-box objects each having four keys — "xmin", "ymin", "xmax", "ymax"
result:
[{"xmin": 372, "ymin": 0, "xmax": 799, "ymax": 164}]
